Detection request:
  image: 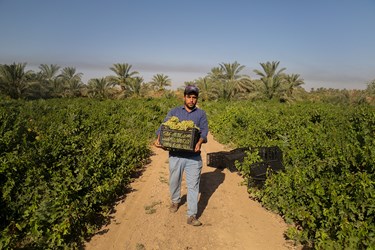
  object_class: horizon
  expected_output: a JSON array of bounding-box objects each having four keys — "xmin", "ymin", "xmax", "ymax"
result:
[
  {"xmin": 1, "ymin": 1, "xmax": 374, "ymax": 91},
  {"xmin": 17, "ymin": 60, "xmax": 369, "ymax": 92}
]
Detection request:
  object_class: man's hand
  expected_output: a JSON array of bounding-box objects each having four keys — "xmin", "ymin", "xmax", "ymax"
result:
[
  {"xmin": 154, "ymin": 138, "xmax": 162, "ymax": 148},
  {"xmin": 154, "ymin": 135, "xmax": 164, "ymax": 149},
  {"xmin": 194, "ymin": 138, "xmax": 204, "ymax": 152}
]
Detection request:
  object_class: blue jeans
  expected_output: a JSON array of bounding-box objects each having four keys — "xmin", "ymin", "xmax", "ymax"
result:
[{"xmin": 169, "ymin": 155, "xmax": 202, "ymax": 217}]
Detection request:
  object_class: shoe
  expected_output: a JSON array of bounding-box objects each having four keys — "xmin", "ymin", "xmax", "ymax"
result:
[
  {"xmin": 169, "ymin": 202, "xmax": 179, "ymax": 213},
  {"xmin": 187, "ymin": 216, "xmax": 202, "ymax": 226}
]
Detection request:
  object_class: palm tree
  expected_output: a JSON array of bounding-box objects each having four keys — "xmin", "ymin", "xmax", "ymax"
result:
[
  {"xmin": 253, "ymin": 61, "xmax": 286, "ymax": 100},
  {"xmin": 87, "ymin": 77, "xmax": 113, "ymax": 99},
  {"xmin": 0, "ymin": 62, "xmax": 34, "ymax": 99},
  {"xmin": 366, "ymin": 79, "xmax": 375, "ymax": 95},
  {"xmin": 192, "ymin": 77, "xmax": 215, "ymax": 101},
  {"xmin": 221, "ymin": 62, "xmax": 252, "ymax": 89},
  {"xmin": 283, "ymin": 74, "xmax": 305, "ymax": 96},
  {"xmin": 59, "ymin": 67, "xmax": 84, "ymax": 97},
  {"xmin": 37, "ymin": 64, "xmax": 62, "ymax": 98},
  {"xmin": 107, "ymin": 63, "xmax": 139, "ymax": 92},
  {"xmin": 207, "ymin": 61, "xmax": 253, "ymax": 100},
  {"xmin": 128, "ymin": 76, "xmax": 144, "ymax": 97},
  {"xmin": 115, "ymin": 76, "xmax": 145, "ymax": 98},
  {"xmin": 39, "ymin": 64, "xmax": 60, "ymax": 81},
  {"xmin": 139, "ymin": 82, "xmax": 154, "ymax": 97},
  {"xmin": 206, "ymin": 66, "xmax": 230, "ymax": 100},
  {"xmin": 150, "ymin": 74, "xmax": 171, "ymax": 91},
  {"xmin": 207, "ymin": 66, "xmax": 223, "ymax": 81}
]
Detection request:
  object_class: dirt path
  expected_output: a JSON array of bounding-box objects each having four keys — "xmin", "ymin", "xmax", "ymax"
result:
[{"xmin": 85, "ymin": 133, "xmax": 297, "ymax": 250}]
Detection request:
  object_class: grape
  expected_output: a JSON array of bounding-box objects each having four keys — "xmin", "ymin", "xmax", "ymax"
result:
[{"xmin": 162, "ymin": 116, "xmax": 199, "ymax": 131}]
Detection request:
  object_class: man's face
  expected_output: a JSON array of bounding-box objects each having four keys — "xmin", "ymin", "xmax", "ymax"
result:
[{"xmin": 184, "ymin": 94, "xmax": 198, "ymax": 110}]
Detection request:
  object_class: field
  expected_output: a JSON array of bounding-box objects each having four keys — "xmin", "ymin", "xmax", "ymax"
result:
[
  {"xmin": 204, "ymin": 100, "xmax": 375, "ymax": 248},
  {"xmin": 1, "ymin": 98, "xmax": 374, "ymax": 249}
]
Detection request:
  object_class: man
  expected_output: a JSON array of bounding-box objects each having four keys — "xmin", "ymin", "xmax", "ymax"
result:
[{"xmin": 155, "ymin": 85, "xmax": 208, "ymax": 226}]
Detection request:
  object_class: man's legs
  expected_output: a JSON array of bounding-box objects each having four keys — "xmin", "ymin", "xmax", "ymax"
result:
[
  {"xmin": 169, "ymin": 156, "xmax": 184, "ymax": 204},
  {"xmin": 184, "ymin": 155, "xmax": 202, "ymax": 217},
  {"xmin": 169, "ymin": 155, "xmax": 203, "ymax": 225}
]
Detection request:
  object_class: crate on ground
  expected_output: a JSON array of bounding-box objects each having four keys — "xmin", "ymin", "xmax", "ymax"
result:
[
  {"xmin": 160, "ymin": 125, "xmax": 200, "ymax": 152},
  {"xmin": 224, "ymin": 148, "xmax": 248, "ymax": 172},
  {"xmin": 225, "ymin": 146, "xmax": 283, "ymax": 175},
  {"xmin": 250, "ymin": 160, "xmax": 284, "ymax": 178},
  {"xmin": 207, "ymin": 151, "xmax": 230, "ymax": 169},
  {"xmin": 247, "ymin": 160, "xmax": 285, "ymax": 188},
  {"xmin": 249, "ymin": 146, "xmax": 284, "ymax": 182},
  {"xmin": 256, "ymin": 146, "xmax": 283, "ymax": 162},
  {"xmin": 247, "ymin": 177, "xmax": 266, "ymax": 188},
  {"xmin": 206, "ymin": 146, "xmax": 284, "ymax": 176},
  {"xmin": 206, "ymin": 147, "xmax": 249, "ymax": 172},
  {"xmin": 230, "ymin": 147, "xmax": 249, "ymax": 154},
  {"xmin": 224, "ymin": 146, "xmax": 284, "ymax": 173}
]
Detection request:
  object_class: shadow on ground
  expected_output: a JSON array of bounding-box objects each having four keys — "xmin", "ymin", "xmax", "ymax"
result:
[{"xmin": 197, "ymin": 168, "xmax": 225, "ymax": 218}]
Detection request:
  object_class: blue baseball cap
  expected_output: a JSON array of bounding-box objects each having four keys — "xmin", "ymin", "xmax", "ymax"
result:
[{"xmin": 184, "ymin": 85, "xmax": 199, "ymax": 96}]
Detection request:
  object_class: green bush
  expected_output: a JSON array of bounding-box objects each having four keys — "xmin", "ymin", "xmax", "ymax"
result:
[
  {"xmin": 0, "ymin": 98, "xmax": 178, "ymax": 249},
  {"xmin": 204, "ymin": 101, "xmax": 375, "ymax": 249}
]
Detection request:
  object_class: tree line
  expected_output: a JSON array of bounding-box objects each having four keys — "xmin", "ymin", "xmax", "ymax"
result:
[{"xmin": 1, "ymin": 61, "xmax": 374, "ymax": 104}]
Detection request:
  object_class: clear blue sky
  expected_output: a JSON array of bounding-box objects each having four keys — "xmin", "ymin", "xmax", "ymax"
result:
[{"xmin": 1, "ymin": 0, "xmax": 374, "ymax": 90}]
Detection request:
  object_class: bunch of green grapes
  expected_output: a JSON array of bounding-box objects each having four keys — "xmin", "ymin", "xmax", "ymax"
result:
[
  {"xmin": 162, "ymin": 116, "xmax": 180, "ymax": 129},
  {"xmin": 163, "ymin": 116, "xmax": 199, "ymax": 131}
]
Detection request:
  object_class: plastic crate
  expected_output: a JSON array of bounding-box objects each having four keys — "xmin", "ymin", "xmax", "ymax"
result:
[
  {"xmin": 207, "ymin": 146, "xmax": 284, "ymax": 174},
  {"xmin": 224, "ymin": 146, "xmax": 282, "ymax": 172},
  {"xmin": 255, "ymin": 146, "xmax": 282, "ymax": 162},
  {"xmin": 250, "ymin": 160, "xmax": 284, "ymax": 177},
  {"xmin": 247, "ymin": 178, "xmax": 266, "ymax": 188},
  {"xmin": 207, "ymin": 151, "xmax": 229, "ymax": 169},
  {"xmin": 230, "ymin": 147, "xmax": 249, "ymax": 154},
  {"xmin": 224, "ymin": 150, "xmax": 248, "ymax": 172},
  {"xmin": 247, "ymin": 160, "xmax": 285, "ymax": 188},
  {"xmin": 160, "ymin": 125, "xmax": 200, "ymax": 152}
]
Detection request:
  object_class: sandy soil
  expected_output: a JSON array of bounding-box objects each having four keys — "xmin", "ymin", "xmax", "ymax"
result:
[{"xmin": 84, "ymin": 133, "xmax": 299, "ymax": 250}]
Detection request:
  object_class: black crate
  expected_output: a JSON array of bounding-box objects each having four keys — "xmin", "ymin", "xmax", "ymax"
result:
[
  {"xmin": 225, "ymin": 146, "xmax": 282, "ymax": 172},
  {"xmin": 160, "ymin": 125, "xmax": 200, "ymax": 152},
  {"xmin": 247, "ymin": 160, "xmax": 285, "ymax": 188},
  {"xmin": 207, "ymin": 151, "xmax": 229, "ymax": 169},
  {"xmin": 247, "ymin": 178, "xmax": 266, "ymax": 188},
  {"xmin": 250, "ymin": 160, "xmax": 284, "ymax": 178},
  {"xmin": 224, "ymin": 149, "xmax": 248, "ymax": 172},
  {"xmin": 207, "ymin": 146, "xmax": 284, "ymax": 174},
  {"xmin": 230, "ymin": 147, "xmax": 249, "ymax": 154},
  {"xmin": 255, "ymin": 146, "xmax": 283, "ymax": 162}
]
